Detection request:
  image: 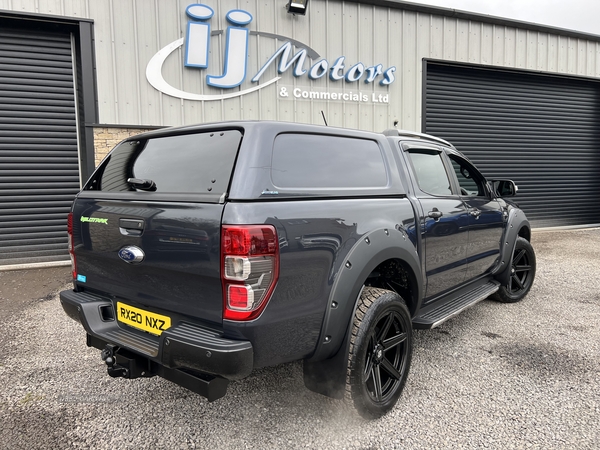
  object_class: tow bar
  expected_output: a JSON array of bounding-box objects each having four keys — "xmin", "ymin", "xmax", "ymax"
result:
[
  {"xmin": 93, "ymin": 337, "xmax": 229, "ymax": 401},
  {"xmin": 101, "ymin": 344, "xmax": 153, "ymax": 379}
]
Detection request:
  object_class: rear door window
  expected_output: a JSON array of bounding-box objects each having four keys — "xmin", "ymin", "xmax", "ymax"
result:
[{"xmin": 407, "ymin": 150, "xmax": 453, "ymax": 196}]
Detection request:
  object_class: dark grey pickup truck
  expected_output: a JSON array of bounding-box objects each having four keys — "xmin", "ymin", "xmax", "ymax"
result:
[{"xmin": 60, "ymin": 121, "xmax": 535, "ymax": 419}]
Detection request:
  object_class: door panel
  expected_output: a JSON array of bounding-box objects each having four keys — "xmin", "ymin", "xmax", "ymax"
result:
[
  {"xmin": 419, "ymin": 198, "xmax": 469, "ymax": 300},
  {"xmin": 403, "ymin": 148, "xmax": 469, "ymax": 301},
  {"xmin": 447, "ymin": 153, "xmax": 505, "ymax": 281},
  {"xmin": 463, "ymin": 197, "xmax": 504, "ymax": 280}
]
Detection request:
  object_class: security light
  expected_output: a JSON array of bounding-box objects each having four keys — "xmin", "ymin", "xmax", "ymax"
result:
[{"xmin": 287, "ymin": 0, "xmax": 309, "ymax": 15}]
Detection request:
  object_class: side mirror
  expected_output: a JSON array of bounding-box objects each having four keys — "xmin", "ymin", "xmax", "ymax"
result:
[{"xmin": 491, "ymin": 179, "xmax": 518, "ymax": 197}]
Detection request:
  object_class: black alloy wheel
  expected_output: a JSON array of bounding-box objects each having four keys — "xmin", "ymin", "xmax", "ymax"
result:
[
  {"xmin": 363, "ymin": 310, "xmax": 409, "ymax": 403},
  {"xmin": 347, "ymin": 287, "xmax": 413, "ymax": 419},
  {"xmin": 494, "ymin": 237, "xmax": 536, "ymax": 303},
  {"xmin": 508, "ymin": 247, "xmax": 532, "ymax": 294}
]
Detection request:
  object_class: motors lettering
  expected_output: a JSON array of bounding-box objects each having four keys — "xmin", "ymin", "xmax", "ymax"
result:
[{"xmin": 119, "ymin": 306, "xmax": 167, "ymax": 331}]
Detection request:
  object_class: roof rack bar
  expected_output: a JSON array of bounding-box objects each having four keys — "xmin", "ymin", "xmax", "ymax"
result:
[{"xmin": 381, "ymin": 128, "xmax": 453, "ymax": 147}]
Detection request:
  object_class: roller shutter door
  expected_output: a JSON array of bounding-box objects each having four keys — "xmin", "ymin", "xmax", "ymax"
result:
[
  {"xmin": 0, "ymin": 28, "xmax": 80, "ymax": 265},
  {"xmin": 424, "ymin": 62, "xmax": 600, "ymax": 228}
]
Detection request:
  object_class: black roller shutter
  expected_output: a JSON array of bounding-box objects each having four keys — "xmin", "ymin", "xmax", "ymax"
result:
[
  {"xmin": 0, "ymin": 28, "xmax": 80, "ymax": 265},
  {"xmin": 424, "ymin": 61, "xmax": 600, "ymax": 228}
]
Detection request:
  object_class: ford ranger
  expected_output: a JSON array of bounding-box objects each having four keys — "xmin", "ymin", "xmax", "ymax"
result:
[{"xmin": 60, "ymin": 121, "xmax": 536, "ymax": 419}]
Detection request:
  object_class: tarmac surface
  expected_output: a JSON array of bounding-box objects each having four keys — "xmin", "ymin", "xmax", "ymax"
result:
[{"xmin": 0, "ymin": 229, "xmax": 598, "ymax": 449}]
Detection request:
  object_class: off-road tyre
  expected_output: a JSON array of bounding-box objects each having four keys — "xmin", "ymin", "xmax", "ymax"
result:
[
  {"xmin": 493, "ymin": 237, "xmax": 536, "ymax": 303},
  {"xmin": 346, "ymin": 287, "xmax": 412, "ymax": 419}
]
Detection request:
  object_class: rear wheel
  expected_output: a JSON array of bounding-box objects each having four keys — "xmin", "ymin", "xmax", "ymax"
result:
[
  {"xmin": 346, "ymin": 287, "xmax": 412, "ymax": 419},
  {"xmin": 493, "ymin": 237, "xmax": 536, "ymax": 303}
]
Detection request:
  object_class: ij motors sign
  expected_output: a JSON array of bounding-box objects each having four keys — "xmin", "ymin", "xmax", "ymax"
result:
[{"xmin": 146, "ymin": 4, "xmax": 396, "ymax": 103}]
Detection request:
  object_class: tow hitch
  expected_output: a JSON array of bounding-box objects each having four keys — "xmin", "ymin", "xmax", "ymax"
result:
[
  {"xmin": 90, "ymin": 335, "xmax": 229, "ymax": 401},
  {"xmin": 101, "ymin": 344, "xmax": 153, "ymax": 379}
]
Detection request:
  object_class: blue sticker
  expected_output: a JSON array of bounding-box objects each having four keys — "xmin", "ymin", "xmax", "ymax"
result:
[{"xmin": 76, "ymin": 274, "xmax": 87, "ymax": 283}]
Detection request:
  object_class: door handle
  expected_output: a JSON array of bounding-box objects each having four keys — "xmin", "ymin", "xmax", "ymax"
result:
[
  {"xmin": 469, "ymin": 209, "xmax": 481, "ymax": 218},
  {"xmin": 428, "ymin": 208, "xmax": 443, "ymax": 219},
  {"xmin": 119, "ymin": 218, "xmax": 145, "ymax": 236}
]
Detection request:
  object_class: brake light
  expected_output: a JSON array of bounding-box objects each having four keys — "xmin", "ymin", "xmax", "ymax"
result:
[
  {"xmin": 221, "ymin": 225, "xmax": 279, "ymax": 321},
  {"xmin": 67, "ymin": 212, "xmax": 76, "ymax": 280}
]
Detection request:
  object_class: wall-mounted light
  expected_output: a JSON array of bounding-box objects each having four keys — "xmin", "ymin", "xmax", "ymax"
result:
[{"xmin": 287, "ymin": 0, "xmax": 309, "ymax": 15}]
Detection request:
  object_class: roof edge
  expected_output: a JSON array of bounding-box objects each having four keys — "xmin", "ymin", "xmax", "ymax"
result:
[
  {"xmin": 0, "ymin": 8, "xmax": 94, "ymax": 24},
  {"xmin": 346, "ymin": 0, "xmax": 600, "ymax": 43}
]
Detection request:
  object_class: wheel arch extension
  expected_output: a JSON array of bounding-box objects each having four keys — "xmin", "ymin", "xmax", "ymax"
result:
[
  {"xmin": 518, "ymin": 224, "xmax": 531, "ymax": 242},
  {"xmin": 493, "ymin": 207, "xmax": 531, "ymax": 286},
  {"xmin": 303, "ymin": 226, "xmax": 421, "ymax": 399}
]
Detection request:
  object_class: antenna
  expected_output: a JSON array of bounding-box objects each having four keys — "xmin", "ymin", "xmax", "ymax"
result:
[{"xmin": 321, "ymin": 110, "xmax": 328, "ymax": 126}]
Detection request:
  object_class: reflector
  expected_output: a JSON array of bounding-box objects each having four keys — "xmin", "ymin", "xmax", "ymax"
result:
[{"xmin": 228, "ymin": 285, "xmax": 254, "ymax": 310}]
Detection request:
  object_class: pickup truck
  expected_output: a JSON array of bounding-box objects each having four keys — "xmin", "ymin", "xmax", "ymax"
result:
[{"xmin": 60, "ymin": 121, "xmax": 536, "ymax": 419}]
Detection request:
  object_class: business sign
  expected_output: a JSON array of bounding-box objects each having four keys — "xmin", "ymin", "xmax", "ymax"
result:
[{"xmin": 146, "ymin": 4, "xmax": 396, "ymax": 102}]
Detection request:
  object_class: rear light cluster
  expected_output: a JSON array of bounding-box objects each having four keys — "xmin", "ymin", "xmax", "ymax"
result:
[
  {"xmin": 67, "ymin": 212, "xmax": 76, "ymax": 279},
  {"xmin": 221, "ymin": 225, "xmax": 279, "ymax": 321}
]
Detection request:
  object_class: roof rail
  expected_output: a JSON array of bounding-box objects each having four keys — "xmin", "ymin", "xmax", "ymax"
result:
[{"xmin": 381, "ymin": 128, "xmax": 453, "ymax": 147}]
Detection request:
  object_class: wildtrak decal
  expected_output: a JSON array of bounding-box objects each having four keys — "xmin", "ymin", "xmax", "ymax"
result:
[{"xmin": 80, "ymin": 216, "xmax": 108, "ymax": 224}]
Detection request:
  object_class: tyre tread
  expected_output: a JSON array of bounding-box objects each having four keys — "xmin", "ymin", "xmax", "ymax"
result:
[
  {"xmin": 493, "ymin": 237, "xmax": 536, "ymax": 303},
  {"xmin": 345, "ymin": 287, "xmax": 411, "ymax": 419}
]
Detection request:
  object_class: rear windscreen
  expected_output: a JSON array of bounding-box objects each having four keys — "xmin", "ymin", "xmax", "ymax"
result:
[{"xmin": 92, "ymin": 130, "xmax": 242, "ymax": 195}]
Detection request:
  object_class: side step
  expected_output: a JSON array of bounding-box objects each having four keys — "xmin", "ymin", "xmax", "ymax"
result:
[{"xmin": 413, "ymin": 280, "xmax": 500, "ymax": 329}]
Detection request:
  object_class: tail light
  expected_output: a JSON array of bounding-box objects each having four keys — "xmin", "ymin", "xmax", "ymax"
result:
[
  {"xmin": 67, "ymin": 212, "xmax": 77, "ymax": 279},
  {"xmin": 221, "ymin": 225, "xmax": 279, "ymax": 321}
]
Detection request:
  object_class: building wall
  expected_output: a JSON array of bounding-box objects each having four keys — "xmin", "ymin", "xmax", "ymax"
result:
[
  {"xmin": 93, "ymin": 127, "xmax": 154, "ymax": 166},
  {"xmin": 3, "ymin": 0, "xmax": 600, "ymax": 133}
]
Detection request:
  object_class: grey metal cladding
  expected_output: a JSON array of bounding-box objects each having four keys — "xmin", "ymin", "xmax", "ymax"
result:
[{"xmin": 0, "ymin": 28, "xmax": 79, "ymax": 265}]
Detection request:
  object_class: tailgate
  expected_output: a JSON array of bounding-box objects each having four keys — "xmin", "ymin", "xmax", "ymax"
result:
[{"xmin": 72, "ymin": 198, "xmax": 224, "ymax": 325}]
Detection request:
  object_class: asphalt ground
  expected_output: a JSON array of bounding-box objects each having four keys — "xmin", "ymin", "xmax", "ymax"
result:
[{"xmin": 0, "ymin": 229, "xmax": 598, "ymax": 449}]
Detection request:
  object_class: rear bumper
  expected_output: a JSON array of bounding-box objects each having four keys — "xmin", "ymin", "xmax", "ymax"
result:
[{"xmin": 60, "ymin": 289, "xmax": 253, "ymax": 381}]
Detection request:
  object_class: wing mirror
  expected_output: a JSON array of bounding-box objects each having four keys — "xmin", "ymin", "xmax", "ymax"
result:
[{"xmin": 491, "ymin": 179, "xmax": 518, "ymax": 197}]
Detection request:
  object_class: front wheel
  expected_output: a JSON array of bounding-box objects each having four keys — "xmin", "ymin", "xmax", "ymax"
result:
[
  {"xmin": 346, "ymin": 287, "xmax": 413, "ymax": 419},
  {"xmin": 493, "ymin": 237, "xmax": 536, "ymax": 303}
]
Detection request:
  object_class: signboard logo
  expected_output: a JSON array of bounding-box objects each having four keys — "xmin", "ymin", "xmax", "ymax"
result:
[{"xmin": 146, "ymin": 3, "xmax": 396, "ymax": 102}]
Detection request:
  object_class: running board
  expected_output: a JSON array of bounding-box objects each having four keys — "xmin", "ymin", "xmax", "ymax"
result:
[{"xmin": 413, "ymin": 281, "xmax": 500, "ymax": 329}]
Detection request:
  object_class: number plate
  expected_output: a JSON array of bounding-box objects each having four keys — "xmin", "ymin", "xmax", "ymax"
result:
[{"xmin": 116, "ymin": 302, "xmax": 171, "ymax": 336}]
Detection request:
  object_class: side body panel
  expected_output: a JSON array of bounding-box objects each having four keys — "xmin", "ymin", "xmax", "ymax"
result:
[{"xmin": 221, "ymin": 198, "xmax": 418, "ymax": 368}]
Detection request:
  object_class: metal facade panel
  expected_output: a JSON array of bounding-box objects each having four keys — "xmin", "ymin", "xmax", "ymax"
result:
[
  {"xmin": 155, "ymin": 0, "xmax": 183, "ymax": 125},
  {"xmin": 38, "ymin": 0, "xmax": 63, "ymax": 14},
  {"xmin": 0, "ymin": 28, "xmax": 79, "ymax": 264},
  {"xmin": 87, "ymin": 0, "xmax": 116, "ymax": 123},
  {"xmin": 400, "ymin": 10, "xmax": 418, "ymax": 131},
  {"xmin": 86, "ymin": 1, "xmax": 600, "ymax": 130},
  {"xmin": 133, "ymin": 0, "xmax": 162, "ymax": 126},
  {"xmin": 8, "ymin": 0, "xmax": 36, "ymax": 11},
  {"xmin": 424, "ymin": 62, "xmax": 600, "ymax": 228},
  {"xmin": 111, "ymin": 0, "xmax": 139, "ymax": 124},
  {"xmin": 2, "ymin": 1, "xmax": 600, "ymax": 136},
  {"xmin": 62, "ymin": 0, "xmax": 88, "ymax": 17}
]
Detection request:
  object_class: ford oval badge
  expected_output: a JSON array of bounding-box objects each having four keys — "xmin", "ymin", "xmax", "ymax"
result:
[{"xmin": 118, "ymin": 246, "xmax": 145, "ymax": 264}]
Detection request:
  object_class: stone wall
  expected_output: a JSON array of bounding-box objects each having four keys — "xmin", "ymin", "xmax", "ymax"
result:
[{"xmin": 93, "ymin": 127, "xmax": 155, "ymax": 166}]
